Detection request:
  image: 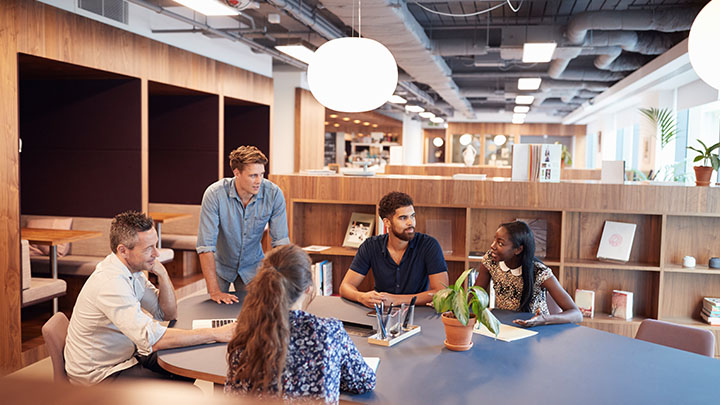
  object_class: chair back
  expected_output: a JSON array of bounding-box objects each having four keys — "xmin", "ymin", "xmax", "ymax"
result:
[
  {"xmin": 635, "ymin": 318, "xmax": 716, "ymax": 357},
  {"xmin": 41, "ymin": 312, "xmax": 70, "ymax": 382}
]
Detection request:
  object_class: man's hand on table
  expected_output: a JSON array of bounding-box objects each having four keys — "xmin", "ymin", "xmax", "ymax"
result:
[
  {"xmin": 209, "ymin": 290, "xmax": 239, "ymax": 305},
  {"xmin": 358, "ymin": 291, "xmax": 387, "ymax": 308}
]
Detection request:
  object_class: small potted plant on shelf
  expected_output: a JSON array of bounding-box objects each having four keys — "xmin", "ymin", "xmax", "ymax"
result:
[
  {"xmin": 432, "ymin": 268, "xmax": 500, "ymax": 351},
  {"xmin": 687, "ymin": 140, "xmax": 720, "ymax": 186}
]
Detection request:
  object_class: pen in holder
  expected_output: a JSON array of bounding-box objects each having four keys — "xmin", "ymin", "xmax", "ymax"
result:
[{"xmin": 369, "ymin": 302, "xmax": 421, "ymax": 347}]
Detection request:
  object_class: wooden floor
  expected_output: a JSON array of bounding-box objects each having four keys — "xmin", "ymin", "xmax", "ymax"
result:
[{"xmin": 20, "ymin": 272, "xmax": 206, "ymax": 368}]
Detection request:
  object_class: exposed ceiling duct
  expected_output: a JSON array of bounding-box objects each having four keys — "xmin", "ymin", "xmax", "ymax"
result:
[{"xmin": 319, "ymin": 0, "xmax": 475, "ymax": 118}]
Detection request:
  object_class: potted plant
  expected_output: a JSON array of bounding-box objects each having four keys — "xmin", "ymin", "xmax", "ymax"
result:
[
  {"xmin": 687, "ymin": 140, "xmax": 720, "ymax": 186},
  {"xmin": 432, "ymin": 268, "xmax": 500, "ymax": 351},
  {"xmin": 555, "ymin": 142, "xmax": 572, "ymax": 168}
]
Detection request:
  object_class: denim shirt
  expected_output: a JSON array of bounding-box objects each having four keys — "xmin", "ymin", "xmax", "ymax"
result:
[{"xmin": 197, "ymin": 177, "xmax": 289, "ymax": 284}]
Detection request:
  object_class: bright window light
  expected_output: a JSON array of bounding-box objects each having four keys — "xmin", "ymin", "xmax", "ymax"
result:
[
  {"xmin": 174, "ymin": 0, "xmax": 239, "ymax": 16},
  {"xmin": 388, "ymin": 95, "xmax": 407, "ymax": 104},
  {"xmin": 522, "ymin": 43, "xmax": 557, "ymax": 63},
  {"xmin": 405, "ymin": 105, "xmax": 424, "ymax": 113},
  {"xmin": 419, "ymin": 111, "xmax": 435, "ymax": 119},
  {"xmin": 512, "ymin": 113, "xmax": 526, "ymax": 124},
  {"xmin": 518, "ymin": 78, "xmax": 542, "ymax": 90},
  {"xmin": 430, "ymin": 116, "xmax": 444, "ymax": 123},
  {"xmin": 514, "ymin": 105, "xmax": 530, "ymax": 113},
  {"xmin": 275, "ymin": 44, "xmax": 315, "ymax": 65},
  {"xmin": 515, "ymin": 95, "xmax": 535, "ymax": 105}
]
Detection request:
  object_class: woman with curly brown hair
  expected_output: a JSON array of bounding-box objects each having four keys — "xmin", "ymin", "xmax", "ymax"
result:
[{"xmin": 225, "ymin": 244, "xmax": 375, "ymax": 403}]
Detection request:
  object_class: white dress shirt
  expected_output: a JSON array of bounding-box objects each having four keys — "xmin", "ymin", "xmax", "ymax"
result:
[{"xmin": 64, "ymin": 253, "xmax": 168, "ymax": 385}]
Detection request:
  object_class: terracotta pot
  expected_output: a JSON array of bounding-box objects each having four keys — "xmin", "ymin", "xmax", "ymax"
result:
[
  {"xmin": 694, "ymin": 166, "xmax": 713, "ymax": 186},
  {"xmin": 441, "ymin": 312, "xmax": 476, "ymax": 351}
]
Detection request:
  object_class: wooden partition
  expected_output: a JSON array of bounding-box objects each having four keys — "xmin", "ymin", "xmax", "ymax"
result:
[
  {"xmin": 223, "ymin": 98, "xmax": 271, "ymax": 178},
  {"xmin": 0, "ymin": 0, "xmax": 274, "ymax": 374},
  {"xmin": 271, "ymin": 174, "xmax": 720, "ymax": 355},
  {"xmin": 385, "ymin": 164, "xmax": 603, "ymax": 180},
  {"xmin": 149, "ymin": 82, "xmax": 218, "ymax": 204},
  {"xmin": 294, "ymin": 88, "xmax": 325, "ymax": 172}
]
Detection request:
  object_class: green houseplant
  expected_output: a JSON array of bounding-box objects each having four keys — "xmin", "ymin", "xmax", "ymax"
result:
[
  {"xmin": 432, "ymin": 268, "xmax": 500, "ymax": 351},
  {"xmin": 687, "ymin": 139, "xmax": 720, "ymax": 186},
  {"xmin": 639, "ymin": 107, "xmax": 678, "ymax": 148}
]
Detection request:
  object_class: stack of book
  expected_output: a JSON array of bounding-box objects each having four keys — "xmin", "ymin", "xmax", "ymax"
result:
[{"xmin": 701, "ymin": 297, "xmax": 720, "ymax": 325}]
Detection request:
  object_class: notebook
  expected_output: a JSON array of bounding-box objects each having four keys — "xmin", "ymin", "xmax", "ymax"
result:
[{"xmin": 192, "ymin": 318, "xmax": 236, "ymax": 329}]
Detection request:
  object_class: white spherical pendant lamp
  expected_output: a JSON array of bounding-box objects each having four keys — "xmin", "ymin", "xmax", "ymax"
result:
[
  {"xmin": 689, "ymin": 0, "xmax": 720, "ymax": 90},
  {"xmin": 307, "ymin": 37, "xmax": 398, "ymax": 113}
]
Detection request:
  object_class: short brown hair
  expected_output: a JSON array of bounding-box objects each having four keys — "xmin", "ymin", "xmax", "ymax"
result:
[
  {"xmin": 229, "ymin": 146, "xmax": 268, "ymax": 173},
  {"xmin": 110, "ymin": 211, "xmax": 154, "ymax": 253},
  {"xmin": 379, "ymin": 191, "xmax": 414, "ymax": 219}
]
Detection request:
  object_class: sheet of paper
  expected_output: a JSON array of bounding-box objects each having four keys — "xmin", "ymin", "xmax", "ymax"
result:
[
  {"xmin": 363, "ymin": 357, "xmax": 380, "ymax": 372},
  {"xmin": 473, "ymin": 322, "xmax": 538, "ymax": 342},
  {"xmin": 302, "ymin": 245, "xmax": 330, "ymax": 252}
]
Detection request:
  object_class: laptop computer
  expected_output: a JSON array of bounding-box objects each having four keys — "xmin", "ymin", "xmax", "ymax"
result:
[{"xmin": 191, "ymin": 318, "xmax": 236, "ymax": 329}]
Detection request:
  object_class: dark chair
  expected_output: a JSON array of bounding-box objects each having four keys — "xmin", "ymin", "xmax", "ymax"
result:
[
  {"xmin": 41, "ymin": 312, "xmax": 70, "ymax": 382},
  {"xmin": 635, "ymin": 318, "xmax": 716, "ymax": 357}
]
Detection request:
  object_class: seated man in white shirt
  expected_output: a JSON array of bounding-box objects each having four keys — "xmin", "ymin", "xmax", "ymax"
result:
[{"xmin": 64, "ymin": 211, "xmax": 235, "ymax": 385}]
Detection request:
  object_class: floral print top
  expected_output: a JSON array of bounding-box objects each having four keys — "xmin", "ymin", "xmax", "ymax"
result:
[
  {"xmin": 478, "ymin": 250, "xmax": 553, "ymax": 315},
  {"xmin": 225, "ymin": 310, "xmax": 376, "ymax": 403}
]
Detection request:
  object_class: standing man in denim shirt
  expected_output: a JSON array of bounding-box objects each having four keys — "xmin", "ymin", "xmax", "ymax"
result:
[{"xmin": 197, "ymin": 146, "xmax": 289, "ymax": 304}]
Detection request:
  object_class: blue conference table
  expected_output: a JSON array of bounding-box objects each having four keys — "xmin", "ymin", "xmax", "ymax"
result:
[{"xmin": 158, "ymin": 294, "xmax": 720, "ymax": 404}]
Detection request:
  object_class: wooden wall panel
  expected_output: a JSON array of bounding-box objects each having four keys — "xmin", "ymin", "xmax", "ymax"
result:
[
  {"xmin": 0, "ymin": 0, "xmax": 21, "ymax": 376},
  {"xmin": 223, "ymin": 104, "xmax": 271, "ymax": 178},
  {"xmin": 385, "ymin": 165, "xmax": 603, "ymax": 180},
  {"xmin": 294, "ymin": 88, "xmax": 325, "ymax": 172}
]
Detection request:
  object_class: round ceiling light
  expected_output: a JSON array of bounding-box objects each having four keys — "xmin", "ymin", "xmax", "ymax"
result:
[
  {"xmin": 459, "ymin": 134, "xmax": 473, "ymax": 146},
  {"xmin": 308, "ymin": 38, "xmax": 398, "ymax": 112},
  {"xmin": 493, "ymin": 134, "xmax": 507, "ymax": 146},
  {"xmin": 689, "ymin": 0, "xmax": 720, "ymax": 90},
  {"xmin": 433, "ymin": 137, "xmax": 444, "ymax": 148}
]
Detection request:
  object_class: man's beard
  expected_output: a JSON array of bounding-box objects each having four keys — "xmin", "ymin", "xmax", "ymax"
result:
[{"xmin": 392, "ymin": 226, "xmax": 415, "ymax": 241}]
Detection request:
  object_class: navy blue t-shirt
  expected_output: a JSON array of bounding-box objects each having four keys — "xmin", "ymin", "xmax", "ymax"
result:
[{"xmin": 349, "ymin": 232, "xmax": 448, "ymax": 294}]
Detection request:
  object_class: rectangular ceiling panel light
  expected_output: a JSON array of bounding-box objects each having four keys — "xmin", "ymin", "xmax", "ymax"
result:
[
  {"xmin": 388, "ymin": 95, "xmax": 407, "ymax": 104},
  {"xmin": 275, "ymin": 44, "xmax": 315, "ymax": 65},
  {"xmin": 515, "ymin": 95, "xmax": 535, "ymax": 105},
  {"xmin": 518, "ymin": 78, "xmax": 542, "ymax": 90},
  {"xmin": 174, "ymin": 0, "xmax": 240, "ymax": 16},
  {"xmin": 512, "ymin": 114, "xmax": 526, "ymax": 124},
  {"xmin": 405, "ymin": 105, "xmax": 424, "ymax": 113},
  {"xmin": 522, "ymin": 43, "xmax": 557, "ymax": 63},
  {"xmin": 514, "ymin": 105, "xmax": 530, "ymax": 113}
]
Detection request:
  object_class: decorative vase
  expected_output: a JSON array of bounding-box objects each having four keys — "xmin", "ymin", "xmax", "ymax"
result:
[
  {"xmin": 441, "ymin": 312, "xmax": 476, "ymax": 351},
  {"xmin": 693, "ymin": 166, "xmax": 713, "ymax": 186}
]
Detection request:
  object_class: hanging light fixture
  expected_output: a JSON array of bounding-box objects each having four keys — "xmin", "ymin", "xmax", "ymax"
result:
[
  {"xmin": 689, "ymin": 0, "xmax": 720, "ymax": 90},
  {"xmin": 307, "ymin": 0, "xmax": 398, "ymax": 112},
  {"xmin": 459, "ymin": 134, "xmax": 473, "ymax": 146}
]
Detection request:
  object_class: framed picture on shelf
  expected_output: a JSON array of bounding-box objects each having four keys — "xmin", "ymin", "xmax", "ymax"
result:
[{"xmin": 342, "ymin": 213, "xmax": 376, "ymax": 248}]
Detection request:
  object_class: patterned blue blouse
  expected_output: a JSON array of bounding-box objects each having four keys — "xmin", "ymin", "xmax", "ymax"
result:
[{"xmin": 225, "ymin": 310, "xmax": 376, "ymax": 403}]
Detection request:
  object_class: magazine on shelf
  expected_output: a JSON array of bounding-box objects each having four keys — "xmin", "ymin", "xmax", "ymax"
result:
[
  {"xmin": 574, "ymin": 289, "xmax": 595, "ymax": 318},
  {"xmin": 597, "ymin": 221, "xmax": 637, "ymax": 263},
  {"xmin": 516, "ymin": 218, "xmax": 547, "ymax": 258},
  {"xmin": 342, "ymin": 213, "xmax": 375, "ymax": 248},
  {"xmin": 511, "ymin": 144, "xmax": 561, "ymax": 182},
  {"xmin": 611, "ymin": 290, "xmax": 633, "ymax": 320}
]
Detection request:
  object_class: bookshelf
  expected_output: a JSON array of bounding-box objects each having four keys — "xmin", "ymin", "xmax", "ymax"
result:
[{"xmin": 271, "ymin": 174, "xmax": 720, "ymax": 355}]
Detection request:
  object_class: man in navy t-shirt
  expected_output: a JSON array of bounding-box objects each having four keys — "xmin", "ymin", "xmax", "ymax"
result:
[{"xmin": 339, "ymin": 191, "xmax": 449, "ymax": 308}]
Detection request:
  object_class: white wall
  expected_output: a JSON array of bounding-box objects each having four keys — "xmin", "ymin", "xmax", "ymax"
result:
[
  {"xmin": 271, "ymin": 70, "xmax": 310, "ymax": 174},
  {"xmin": 402, "ymin": 115, "xmax": 422, "ymax": 165}
]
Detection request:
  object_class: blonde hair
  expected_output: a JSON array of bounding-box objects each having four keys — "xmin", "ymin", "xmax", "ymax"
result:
[{"xmin": 229, "ymin": 146, "xmax": 268, "ymax": 173}]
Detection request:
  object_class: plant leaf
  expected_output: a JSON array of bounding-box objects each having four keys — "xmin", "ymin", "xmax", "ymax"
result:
[
  {"xmin": 479, "ymin": 308, "xmax": 501, "ymax": 337},
  {"xmin": 711, "ymin": 155, "xmax": 720, "ymax": 171},
  {"xmin": 432, "ymin": 288, "xmax": 454, "ymax": 314},
  {"xmin": 452, "ymin": 289, "xmax": 469, "ymax": 326},
  {"xmin": 694, "ymin": 155, "xmax": 703, "ymax": 163},
  {"xmin": 454, "ymin": 268, "xmax": 472, "ymax": 290},
  {"xmin": 469, "ymin": 286, "xmax": 489, "ymax": 309}
]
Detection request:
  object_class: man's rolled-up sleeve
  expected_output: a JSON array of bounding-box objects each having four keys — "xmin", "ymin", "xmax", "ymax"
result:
[
  {"xmin": 269, "ymin": 189, "xmax": 289, "ymax": 247},
  {"xmin": 197, "ymin": 187, "xmax": 220, "ymax": 254}
]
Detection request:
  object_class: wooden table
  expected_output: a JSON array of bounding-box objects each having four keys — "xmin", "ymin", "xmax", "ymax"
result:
[
  {"xmin": 158, "ymin": 295, "xmax": 720, "ymax": 403},
  {"xmin": 148, "ymin": 212, "xmax": 192, "ymax": 248},
  {"xmin": 21, "ymin": 228, "xmax": 102, "ymax": 313}
]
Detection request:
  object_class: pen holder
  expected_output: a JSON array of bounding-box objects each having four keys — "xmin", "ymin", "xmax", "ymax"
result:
[{"xmin": 368, "ymin": 325, "xmax": 421, "ymax": 347}]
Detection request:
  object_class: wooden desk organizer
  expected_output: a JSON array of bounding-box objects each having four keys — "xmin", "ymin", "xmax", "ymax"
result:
[{"xmin": 368, "ymin": 325, "xmax": 421, "ymax": 347}]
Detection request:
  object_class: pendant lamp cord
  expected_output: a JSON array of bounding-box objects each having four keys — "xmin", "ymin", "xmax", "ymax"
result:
[{"xmin": 359, "ymin": 0, "xmax": 362, "ymax": 38}]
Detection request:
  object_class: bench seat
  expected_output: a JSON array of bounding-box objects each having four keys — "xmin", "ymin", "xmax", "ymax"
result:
[
  {"xmin": 161, "ymin": 234, "xmax": 197, "ymax": 251},
  {"xmin": 22, "ymin": 277, "xmax": 67, "ymax": 308}
]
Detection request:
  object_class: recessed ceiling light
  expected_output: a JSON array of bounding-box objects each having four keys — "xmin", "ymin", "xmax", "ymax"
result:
[
  {"xmin": 342, "ymin": 117, "xmax": 350, "ymax": 121},
  {"xmin": 522, "ymin": 43, "xmax": 557, "ymax": 63},
  {"xmin": 372, "ymin": 124, "xmax": 378, "ymax": 128},
  {"xmin": 430, "ymin": 117, "xmax": 444, "ymax": 123},
  {"xmin": 405, "ymin": 105, "xmax": 424, "ymax": 113},
  {"xmin": 324, "ymin": 121, "xmax": 329, "ymax": 125},
  {"xmin": 174, "ymin": 0, "xmax": 239, "ymax": 16},
  {"xmin": 333, "ymin": 123, "xmax": 340, "ymax": 127},
  {"xmin": 329, "ymin": 114, "xmax": 338, "ymax": 118},
  {"xmin": 363, "ymin": 122, "xmax": 370, "ymax": 126},
  {"xmin": 512, "ymin": 113, "xmax": 526, "ymax": 124},
  {"xmin": 419, "ymin": 111, "xmax": 435, "ymax": 119},
  {"xmin": 388, "ymin": 95, "xmax": 407, "ymax": 104},
  {"xmin": 515, "ymin": 95, "xmax": 535, "ymax": 105},
  {"xmin": 275, "ymin": 44, "xmax": 315, "ymax": 65},
  {"xmin": 514, "ymin": 106, "xmax": 530, "ymax": 113},
  {"xmin": 518, "ymin": 78, "xmax": 542, "ymax": 90},
  {"xmin": 353, "ymin": 119, "xmax": 361, "ymax": 124}
]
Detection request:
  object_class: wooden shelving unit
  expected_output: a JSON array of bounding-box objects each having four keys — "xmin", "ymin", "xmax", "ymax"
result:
[{"xmin": 272, "ymin": 174, "xmax": 720, "ymax": 355}]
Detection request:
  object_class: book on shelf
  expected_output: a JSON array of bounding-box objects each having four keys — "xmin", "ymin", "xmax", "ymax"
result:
[
  {"xmin": 515, "ymin": 218, "xmax": 547, "ymax": 258},
  {"xmin": 511, "ymin": 144, "xmax": 561, "ymax": 182},
  {"xmin": 574, "ymin": 289, "xmax": 595, "ymax": 318},
  {"xmin": 302, "ymin": 245, "xmax": 330, "ymax": 253},
  {"xmin": 611, "ymin": 290, "xmax": 633, "ymax": 320},
  {"xmin": 703, "ymin": 297, "xmax": 720, "ymax": 312},
  {"xmin": 312, "ymin": 260, "xmax": 333, "ymax": 297},
  {"xmin": 342, "ymin": 213, "xmax": 375, "ymax": 248},
  {"xmin": 596, "ymin": 220, "xmax": 637, "ymax": 263},
  {"xmin": 700, "ymin": 309, "xmax": 720, "ymax": 326}
]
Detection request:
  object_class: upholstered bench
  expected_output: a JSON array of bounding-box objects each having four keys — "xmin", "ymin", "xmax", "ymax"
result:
[{"xmin": 148, "ymin": 203, "xmax": 200, "ymax": 278}]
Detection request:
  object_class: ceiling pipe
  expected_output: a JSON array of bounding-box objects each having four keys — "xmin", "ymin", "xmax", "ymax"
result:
[
  {"xmin": 566, "ymin": 9, "xmax": 701, "ymax": 44},
  {"xmin": 125, "ymin": 0, "xmax": 307, "ymax": 69}
]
